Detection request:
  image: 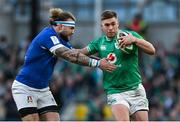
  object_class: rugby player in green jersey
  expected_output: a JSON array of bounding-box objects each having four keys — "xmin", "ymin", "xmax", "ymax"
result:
[{"xmin": 77, "ymin": 10, "xmax": 155, "ymax": 121}]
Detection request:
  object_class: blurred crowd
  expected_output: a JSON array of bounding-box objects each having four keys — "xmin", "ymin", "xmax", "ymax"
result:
[
  {"xmin": 0, "ymin": 0, "xmax": 179, "ymax": 121},
  {"xmin": 0, "ymin": 25, "xmax": 179, "ymax": 121}
]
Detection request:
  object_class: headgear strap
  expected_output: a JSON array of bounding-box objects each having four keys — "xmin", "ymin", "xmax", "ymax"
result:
[{"xmin": 55, "ymin": 21, "xmax": 75, "ymax": 27}]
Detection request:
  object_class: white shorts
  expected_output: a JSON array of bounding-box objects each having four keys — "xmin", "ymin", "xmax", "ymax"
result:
[
  {"xmin": 107, "ymin": 84, "xmax": 149, "ymax": 115},
  {"xmin": 11, "ymin": 80, "xmax": 57, "ymax": 111}
]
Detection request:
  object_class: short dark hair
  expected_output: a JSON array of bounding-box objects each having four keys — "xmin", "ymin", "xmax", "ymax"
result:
[{"xmin": 101, "ymin": 10, "xmax": 118, "ymax": 21}]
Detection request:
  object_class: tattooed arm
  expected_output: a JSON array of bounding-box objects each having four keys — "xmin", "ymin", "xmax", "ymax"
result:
[
  {"xmin": 55, "ymin": 47, "xmax": 90, "ymax": 66},
  {"xmin": 54, "ymin": 46, "xmax": 117, "ymax": 72},
  {"xmin": 74, "ymin": 48, "xmax": 100, "ymax": 60},
  {"xmin": 74, "ymin": 48, "xmax": 90, "ymax": 56}
]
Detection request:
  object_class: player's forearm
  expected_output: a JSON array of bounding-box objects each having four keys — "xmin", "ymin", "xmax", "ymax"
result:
[
  {"xmin": 134, "ymin": 38, "xmax": 155, "ymax": 55},
  {"xmin": 55, "ymin": 47, "xmax": 99, "ymax": 67},
  {"xmin": 74, "ymin": 48, "xmax": 90, "ymax": 55},
  {"xmin": 74, "ymin": 48, "xmax": 100, "ymax": 60}
]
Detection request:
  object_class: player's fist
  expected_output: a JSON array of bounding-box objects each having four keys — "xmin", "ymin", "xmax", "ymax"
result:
[{"xmin": 117, "ymin": 30, "xmax": 135, "ymax": 54}]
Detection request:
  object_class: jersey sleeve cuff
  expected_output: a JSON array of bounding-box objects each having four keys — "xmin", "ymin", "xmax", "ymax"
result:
[{"xmin": 50, "ymin": 44, "xmax": 64, "ymax": 54}]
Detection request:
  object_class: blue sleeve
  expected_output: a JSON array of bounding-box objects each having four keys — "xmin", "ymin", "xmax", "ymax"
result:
[{"xmin": 38, "ymin": 32, "xmax": 64, "ymax": 53}]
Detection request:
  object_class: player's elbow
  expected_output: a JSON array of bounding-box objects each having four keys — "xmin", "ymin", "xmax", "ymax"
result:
[{"xmin": 148, "ymin": 46, "xmax": 156, "ymax": 55}]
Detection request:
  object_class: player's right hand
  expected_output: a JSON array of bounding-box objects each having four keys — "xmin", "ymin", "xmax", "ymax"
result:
[{"xmin": 99, "ymin": 58, "xmax": 117, "ymax": 72}]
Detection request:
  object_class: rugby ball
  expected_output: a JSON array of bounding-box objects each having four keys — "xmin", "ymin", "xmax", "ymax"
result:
[{"xmin": 116, "ymin": 30, "xmax": 134, "ymax": 54}]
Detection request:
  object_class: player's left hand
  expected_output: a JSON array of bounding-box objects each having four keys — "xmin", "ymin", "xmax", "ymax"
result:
[{"xmin": 118, "ymin": 34, "xmax": 136, "ymax": 48}]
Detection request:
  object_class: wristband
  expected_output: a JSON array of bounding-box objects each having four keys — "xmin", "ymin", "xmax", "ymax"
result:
[{"xmin": 89, "ymin": 59, "xmax": 100, "ymax": 67}]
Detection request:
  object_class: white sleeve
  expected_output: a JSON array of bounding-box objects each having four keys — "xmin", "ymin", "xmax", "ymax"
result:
[{"xmin": 49, "ymin": 44, "xmax": 65, "ymax": 55}]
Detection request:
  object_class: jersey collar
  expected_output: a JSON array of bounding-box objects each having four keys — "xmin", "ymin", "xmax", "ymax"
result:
[{"xmin": 105, "ymin": 36, "xmax": 116, "ymax": 42}]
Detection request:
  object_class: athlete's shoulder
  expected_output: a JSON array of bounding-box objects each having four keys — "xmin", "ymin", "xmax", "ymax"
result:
[
  {"xmin": 40, "ymin": 27, "xmax": 56, "ymax": 37},
  {"xmin": 35, "ymin": 27, "xmax": 58, "ymax": 43}
]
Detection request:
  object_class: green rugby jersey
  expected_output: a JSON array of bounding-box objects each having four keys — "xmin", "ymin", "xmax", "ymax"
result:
[{"xmin": 87, "ymin": 30, "xmax": 143, "ymax": 94}]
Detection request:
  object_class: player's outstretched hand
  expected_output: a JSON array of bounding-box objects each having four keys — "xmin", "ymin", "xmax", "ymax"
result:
[{"xmin": 99, "ymin": 58, "xmax": 117, "ymax": 72}]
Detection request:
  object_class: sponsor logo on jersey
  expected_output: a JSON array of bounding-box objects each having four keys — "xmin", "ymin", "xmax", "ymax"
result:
[
  {"xmin": 107, "ymin": 53, "xmax": 117, "ymax": 64},
  {"xmin": 50, "ymin": 36, "xmax": 60, "ymax": 45}
]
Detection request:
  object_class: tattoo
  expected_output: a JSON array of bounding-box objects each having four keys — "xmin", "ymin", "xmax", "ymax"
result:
[
  {"xmin": 74, "ymin": 48, "xmax": 91, "ymax": 56},
  {"xmin": 55, "ymin": 47, "xmax": 90, "ymax": 66}
]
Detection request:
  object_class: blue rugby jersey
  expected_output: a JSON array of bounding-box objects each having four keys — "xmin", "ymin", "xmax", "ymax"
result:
[{"xmin": 16, "ymin": 27, "xmax": 72, "ymax": 89}]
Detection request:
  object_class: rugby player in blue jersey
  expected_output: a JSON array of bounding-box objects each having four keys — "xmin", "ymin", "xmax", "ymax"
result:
[{"xmin": 11, "ymin": 8, "xmax": 116, "ymax": 121}]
